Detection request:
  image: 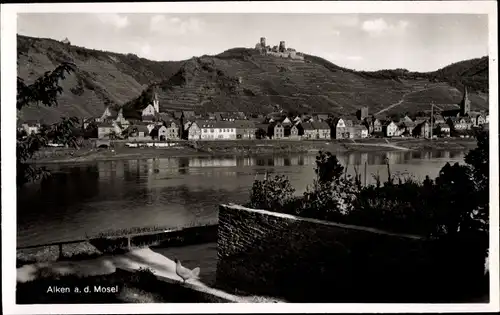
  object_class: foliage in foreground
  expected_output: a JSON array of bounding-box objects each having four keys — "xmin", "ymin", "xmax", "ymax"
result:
[
  {"xmin": 247, "ymin": 133, "xmax": 490, "ymax": 295},
  {"xmin": 247, "ymin": 131, "xmax": 489, "ymax": 239},
  {"xmin": 17, "ymin": 62, "xmax": 82, "ymax": 187}
]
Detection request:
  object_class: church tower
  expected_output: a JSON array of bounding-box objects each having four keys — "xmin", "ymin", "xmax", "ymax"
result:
[
  {"xmin": 460, "ymin": 86, "xmax": 471, "ymax": 116},
  {"xmin": 152, "ymin": 90, "xmax": 160, "ymax": 113}
]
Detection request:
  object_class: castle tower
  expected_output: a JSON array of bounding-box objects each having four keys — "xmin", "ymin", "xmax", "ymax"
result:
[
  {"xmin": 279, "ymin": 41, "xmax": 286, "ymax": 52},
  {"xmin": 360, "ymin": 106, "xmax": 369, "ymax": 120},
  {"xmin": 153, "ymin": 91, "xmax": 160, "ymax": 113},
  {"xmin": 460, "ymin": 86, "xmax": 471, "ymax": 116},
  {"xmin": 260, "ymin": 37, "xmax": 266, "ymax": 47}
]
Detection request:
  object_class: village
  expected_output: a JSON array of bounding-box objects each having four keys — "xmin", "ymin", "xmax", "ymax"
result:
[
  {"xmin": 18, "ymin": 84, "xmax": 489, "ymax": 145},
  {"xmin": 10, "ymin": 9, "xmax": 493, "ymax": 308}
]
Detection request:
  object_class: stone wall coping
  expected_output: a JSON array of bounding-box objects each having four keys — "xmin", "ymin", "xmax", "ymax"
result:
[
  {"xmin": 118, "ymin": 266, "xmax": 243, "ymax": 303},
  {"xmin": 220, "ymin": 203, "xmax": 424, "ymax": 240}
]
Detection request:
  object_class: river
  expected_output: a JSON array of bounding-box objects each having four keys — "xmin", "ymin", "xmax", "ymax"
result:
[{"xmin": 17, "ymin": 149, "xmax": 467, "ymax": 247}]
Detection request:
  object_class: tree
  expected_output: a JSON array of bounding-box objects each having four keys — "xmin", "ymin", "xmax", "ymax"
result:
[
  {"xmin": 255, "ymin": 128, "xmax": 267, "ymax": 140},
  {"xmin": 149, "ymin": 127, "xmax": 159, "ymax": 140},
  {"xmin": 433, "ymin": 162, "xmax": 477, "ymax": 235},
  {"xmin": 463, "ymin": 130, "xmax": 489, "ymax": 232},
  {"xmin": 17, "ymin": 63, "xmax": 75, "ymax": 111},
  {"xmin": 84, "ymin": 120, "xmax": 98, "ymax": 139},
  {"xmin": 248, "ymin": 174, "xmax": 295, "ymax": 211},
  {"xmin": 17, "ymin": 62, "xmax": 78, "ymax": 187},
  {"xmin": 465, "ymin": 130, "xmax": 489, "ymax": 194},
  {"xmin": 314, "ymin": 151, "xmax": 344, "ymax": 184}
]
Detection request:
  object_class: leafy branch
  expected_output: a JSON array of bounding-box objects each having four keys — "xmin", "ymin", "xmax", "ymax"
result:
[
  {"xmin": 17, "ymin": 62, "xmax": 80, "ymax": 187},
  {"xmin": 17, "ymin": 62, "xmax": 76, "ymax": 110}
]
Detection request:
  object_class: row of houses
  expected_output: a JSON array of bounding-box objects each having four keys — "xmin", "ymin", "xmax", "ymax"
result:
[
  {"xmin": 185, "ymin": 119, "xmax": 357, "ymax": 140},
  {"xmin": 19, "ymin": 85, "xmax": 489, "ymax": 142},
  {"xmin": 96, "ymin": 119, "xmax": 181, "ymax": 141},
  {"xmin": 367, "ymin": 113, "xmax": 489, "ymax": 138}
]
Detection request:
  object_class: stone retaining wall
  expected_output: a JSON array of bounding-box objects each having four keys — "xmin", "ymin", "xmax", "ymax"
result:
[
  {"xmin": 17, "ymin": 224, "xmax": 218, "ymax": 266},
  {"xmin": 216, "ymin": 204, "xmax": 488, "ymax": 303}
]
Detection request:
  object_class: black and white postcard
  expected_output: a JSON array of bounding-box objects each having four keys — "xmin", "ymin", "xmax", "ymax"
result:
[{"xmin": 1, "ymin": 1, "xmax": 498, "ymax": 314}]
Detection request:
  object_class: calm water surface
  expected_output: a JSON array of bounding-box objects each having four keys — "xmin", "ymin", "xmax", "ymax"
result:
[{"xmin": 17, "ymin": 150, "xmax": 466, "ymax": 247}]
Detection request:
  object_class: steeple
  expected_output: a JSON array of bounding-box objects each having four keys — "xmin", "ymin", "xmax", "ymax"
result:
[
  {"xmin": 152, "ymin": 91, "xmax": 160, "ymax": 113},
  {"xmin": 460, "ymin": 85, "xmax": 471, "ymax": 116}
]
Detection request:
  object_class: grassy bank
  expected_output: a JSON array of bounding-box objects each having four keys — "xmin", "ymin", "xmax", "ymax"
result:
[{"xmin": 28, "ymin": 138, "xmax": 477, "ymax": 164}]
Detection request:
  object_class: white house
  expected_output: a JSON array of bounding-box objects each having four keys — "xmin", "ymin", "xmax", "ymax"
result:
[
  {"xmin": 334, "ymin": 118, "xmax": 347, "ymax": 139},
  {"xmin": 197, "ymin": 120, "xmax": 237, "ymax": 140},
  {"xmin": 360, "ymin": 126, "xmax": 369, "ymax": 138},
  {"xmin": 475, "ymin": 115, "xmax": 486, "ymax": 126},
  {"xmin": 115, "ymin": 108, "xmax": 129, "ymax": 129},
  {"xmin": 141, "ymin": 104, "xmax": 157, "ymax": 121},
  {"xmin": 157, "ymin": 125, "xmax": 168, "ymax": 140},
  {"xmin": 188, "ymin": 122, "xmax": 201, "ymax": 140},
  {"xmin": 384, "ymin": 121, "xmax": 398, "ymax": 137},
  {"xmin": 100, "ymin": 106, "xmax": 117, "ymax": 122},
  {"xmin": 97, "ymin": 122, "xmax": 114, "ymax": 139},
  {"xmin": 21, "ymin": 122, "xmax": 40, "ymax": 135},
  {"xmin": 140, "ymin": 92, "xmax": 161, "ymax": 122}
]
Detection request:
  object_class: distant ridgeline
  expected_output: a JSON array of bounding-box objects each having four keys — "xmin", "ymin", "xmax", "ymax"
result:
[{"xmin": 254, "ymin": 37, "xmax": 305, "ymax": 61}]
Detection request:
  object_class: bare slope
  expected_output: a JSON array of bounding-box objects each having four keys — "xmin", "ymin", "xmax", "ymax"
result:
[
  {"xmin": 17, "ymin": 35, "xmax": 489, "ymax": 123},
  {"xmin": 17, "ymin": 35, "xmax": 182, "ymax": 123}
]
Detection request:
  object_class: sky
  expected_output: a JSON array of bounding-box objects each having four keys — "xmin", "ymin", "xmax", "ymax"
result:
[{"xmin": 17, "ymin": 13, "xmax": 489, "ymax": 72}]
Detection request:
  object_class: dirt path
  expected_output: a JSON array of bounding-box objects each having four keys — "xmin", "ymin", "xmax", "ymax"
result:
[{"xmin": 374, "ymin": 86, "xmax": 440, "ymax": 116}]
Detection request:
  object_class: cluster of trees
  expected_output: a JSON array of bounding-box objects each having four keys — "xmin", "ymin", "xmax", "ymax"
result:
[
  {"xmin": 247, "ymin": 133, "xmax": 489, "ymax": 298},
  {"xmin": 248, "ymin": 131, "xmax": 489, "ymax": 239}
]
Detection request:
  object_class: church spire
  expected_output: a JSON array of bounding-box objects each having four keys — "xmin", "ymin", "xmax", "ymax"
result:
[
  {"xmin": 152, "ymin": 89, "xmax": 160, "ymax": 113},
  {"xmin": 460, "ymin": 85, "xmax": 471, "ymax": 116}
]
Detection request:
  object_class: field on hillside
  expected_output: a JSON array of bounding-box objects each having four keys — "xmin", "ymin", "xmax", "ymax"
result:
[
  {"xmin": 124, "ymin": 51, "xmax": 489, "ymax": 118},
  {"xmin": 17, "ymin": 35, "xmax": 489, "ymax": 124}
]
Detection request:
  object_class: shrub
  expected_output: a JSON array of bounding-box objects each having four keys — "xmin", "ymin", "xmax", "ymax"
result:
[
  {"xmin": 247, "ymin": 173, "xmax": 295, "ymax": 211},
  {"xmin": 247, "ymin": 131, "xmax": 489, "ymax": 240}
]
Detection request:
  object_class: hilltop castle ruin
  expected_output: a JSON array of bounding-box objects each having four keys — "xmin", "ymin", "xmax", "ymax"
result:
[{"xmin": 254, "ymin": 37, "xmax": 304, "ymax": 61}]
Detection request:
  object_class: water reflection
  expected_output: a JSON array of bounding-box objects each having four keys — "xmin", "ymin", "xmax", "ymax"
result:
[{"xmin": 17, "ymin": 150, "xmax": 466, "ymax": 247}]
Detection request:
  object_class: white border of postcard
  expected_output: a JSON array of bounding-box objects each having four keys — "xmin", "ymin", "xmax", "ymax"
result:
[{"xmin": 2, "ymin": 1, "xmax": 499, "ymax": 314}]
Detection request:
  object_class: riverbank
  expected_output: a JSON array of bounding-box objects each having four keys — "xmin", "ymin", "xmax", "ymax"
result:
[{"xmin": 28, "ymin": 138, "xmax": 477, "ymax": 165}]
